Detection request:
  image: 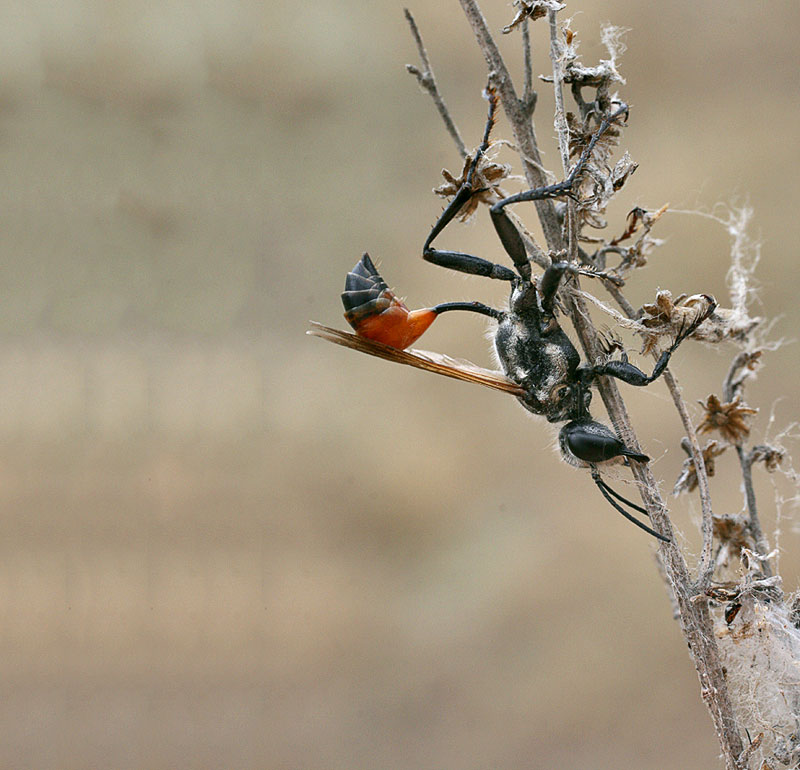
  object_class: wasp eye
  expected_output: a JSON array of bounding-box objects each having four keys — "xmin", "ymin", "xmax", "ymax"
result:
[{"xmin": 552, "ymin": 384, "xmax": 570, "ymax": 402}]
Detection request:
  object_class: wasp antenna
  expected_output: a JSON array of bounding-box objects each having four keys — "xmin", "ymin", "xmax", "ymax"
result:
[{"xmin": 591, "ymin": 470, "xmax": 669, "ymax": 543}]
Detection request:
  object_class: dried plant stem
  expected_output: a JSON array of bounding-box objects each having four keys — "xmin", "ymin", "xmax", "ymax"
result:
[
  {"xmin": 404, "ymin": 8, "xmax": 468, "ymax": 158},
  {"xmin": 738, "ymin": 446, "xmax": 771, "ymax": 569},
  {"xmin": 723, "ymin": 352, "xmax": 772, "ymax": 574},
  {"xmin": 520, "ymin": 20, "xmax": 537, "ymax": 118},
  {"xmin": 452, "ymin": 1, "xmax": 746, "ymax": 765},
  {"xmin": 548, "ymin": 9, "xmax": 578, "ymax": 264},
  {"xmin": 548, "ymin": 11, "xmax": 570, "ymax": 173},
  {"xmin": 457, "ymin": 0, "xmax": 563, "ymax": 248},
  {"xmin": 661, "ymin": 369, "xmax": 715, "ymax": 586},
  {"xmin": 602, "ymin": 277, "xmax": 637, "ymax": 317}
]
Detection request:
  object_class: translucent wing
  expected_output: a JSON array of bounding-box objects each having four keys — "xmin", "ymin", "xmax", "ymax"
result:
[{"xmin": 308, "ymin": 322, "xmax": 525, "ymax": 396}]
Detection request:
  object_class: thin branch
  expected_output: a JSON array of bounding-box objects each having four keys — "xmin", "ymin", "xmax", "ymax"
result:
[
  {"xmin": 738, "ymin": 445, "xmax": 772, "ymax": 576},
  {"xmin": 548, "ymin": 11, "xmax": 570, "ymax": 174},
  {"xmin": 723, "ymin": 350, "xmax": 773, "ymax": 575},
  {"xmin": 457, "ymin": 0, "xmax": 563, "ymax": 249},
  {"xmin": 662, "ymin": 369, "xmax": 716, "ymax": 587},
  {"xmin": 548, "ymin": 9, "xmax": 578, "ymax": 263},
  {"xmin": 601, "ymin": 276, "xmax": 636, "ymax": 316},
  {"xmin": 521, "ymin": 20, "xmax": 537, "ymax": 118},
  {"xmin": 404, "ymin": 8, "xmax": 468, "ymax": 158}
]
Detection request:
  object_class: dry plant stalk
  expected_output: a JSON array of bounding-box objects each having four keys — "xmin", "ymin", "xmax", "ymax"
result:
[{"xmin": 402, "ymin": 2, "xmax": 799, "ymax": 768}]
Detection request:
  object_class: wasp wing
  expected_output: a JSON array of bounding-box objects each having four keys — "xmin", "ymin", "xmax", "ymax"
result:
[{"xmin": 308, "ymin": 322, "xmax": 525, "ymax": 396}]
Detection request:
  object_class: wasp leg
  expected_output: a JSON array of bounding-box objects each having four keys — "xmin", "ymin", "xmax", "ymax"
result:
[
  {"xmin": 539, "ymin": 261, "xmax": 571, "ymax": 317},
  {"xmin": 487, "ymin": 203, "xmax": 532, "ymax": 281},
  {"xmin": 588, "ymin": 300, "xmax": 716, "ymax": 386},
  {"xmin": 432, "ymin": 301, "xmax": 502, "ymax": 320},
  {"xmin": 488, "ymin": 104, "xmax": 629, "ymax": 280},
  {"xmin": 492, "ymin": 104, "xmax": 629, "ymax": 213},
  {"xmin": 422, "ymin": 185, "xmax": 517, "ymax": 282},
  {"xmin": 422, "ymin": 88, "xmax": 519, "ymax": 284},
  {"xmin": 591, "ymin": 469, "xmax": 669, "ymax": 542}
]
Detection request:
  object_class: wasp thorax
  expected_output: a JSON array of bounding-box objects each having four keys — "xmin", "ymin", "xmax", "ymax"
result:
[{"xmin": 508, "ymin": 280, "xmax": 538, "ymax": 314}]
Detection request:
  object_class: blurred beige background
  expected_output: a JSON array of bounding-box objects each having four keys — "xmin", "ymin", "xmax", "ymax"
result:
[{"xmin": 0, "ymin": 0, "xmax": 798, "ymax": 767}]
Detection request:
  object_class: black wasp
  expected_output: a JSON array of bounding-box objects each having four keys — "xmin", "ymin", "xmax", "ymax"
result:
[{"xmin": 311, "ymin": 88, "xmax": 714, "ymax": 542}]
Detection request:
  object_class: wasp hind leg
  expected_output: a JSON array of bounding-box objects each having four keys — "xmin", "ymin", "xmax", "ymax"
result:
[
  {"xmin": 422, "ymin": 88, "xmax": 520, "ymax": 283},
  {"xmin": 487, "ymin": 104, "xmax": 630, "ymax": 282}
]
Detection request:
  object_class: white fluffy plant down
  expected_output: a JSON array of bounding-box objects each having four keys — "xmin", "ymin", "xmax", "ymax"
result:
[
  {"xmin": 690, "ymin": 205, "xmax": 800, "ymax": 769},
  {"xmin": 715, "ymin": 570, "xmax": 800, "ymax": 767}
]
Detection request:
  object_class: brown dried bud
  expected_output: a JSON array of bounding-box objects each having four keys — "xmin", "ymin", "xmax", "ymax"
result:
[
  {"xmin": 712, "ymin": 514, "xmax": 754, "ymax": 571},
  {"xmin": 610, "ymin": 152, "xmax": 638, "ymax": 191},
  {"xmin": 639, "ymin": 291, "xmax": 715, "ymax": 355},
  {"xmin": 501, "ymin": 0, "xmax": 564, "ymax": 34},
  {"xmin": 713, "ymin": 514, "xmax": 750, "ymax": 548},
  {"xmin": 750, "ymin": 445, "xmax": 785, "ymax": 473},
  {"xmin": 434, "ymin": 149, "xmax": 512, "ymax": 222},
  {"xmin": 673, "ymin": 439, "xmax": 726, "ymax": 495},
  {"xmin": 697, "ymin": 394, "xmax": 758, "ymax": 445},
  {"xmin": 610, "ymin": 203, "xmax": 668, "ymax": 246}
]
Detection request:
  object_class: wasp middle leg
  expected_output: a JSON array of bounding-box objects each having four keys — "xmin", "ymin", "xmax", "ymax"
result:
[{"xmin": 585, "ymin": 300, "xmax": 716, "ymax": 388}]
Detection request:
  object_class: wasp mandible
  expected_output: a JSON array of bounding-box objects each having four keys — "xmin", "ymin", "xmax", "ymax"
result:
[{"xmin": 311, "ymin": 89, "xmax": 714, "ymax": 542}]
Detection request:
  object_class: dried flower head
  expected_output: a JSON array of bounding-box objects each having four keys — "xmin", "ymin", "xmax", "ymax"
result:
[
  {"xmin": 723, "ymin": 350, "xmax": 763, "ymax": 402},
  {"xmin": 640, "ymin": 290, "xmax": 711, "ymax": 329},
  {"xmin": 610, "ymin": 152, "xmax": 638, "ymax": 191},
  {"xmin": 713, "ymin": 514, "xmax": 750, "ymax": 547},
  {"xmin": 673, "ymin": 439, "xmax": 726, "ymax": 495},
  {"xmin": 750, "ymin": 445, "xmax": 785, "ymax": 473},
  {"xmin": 610, "ymin": 204, "xmax": 668, "ymax": 246},
  {"xmin": 639, "ymin": 290, "xmax": 716, "ymax": 355},
  {"xmin": 693, "ymin": 308, "xmax": 761, "ymax": 346},
  {"xmin": 501, "ymin": 0, "xmax": 564, "ymax": 34},
  {"xmin": 601, "ymin": 204, "xmax": 667, "ymax": 275},
  {"xmin": 697, "ymin": 394, "xmax": 758, "ymax": 445},
  {"xmin": 434, "ymin": 147, "xmax": 512, "ymax": 222},
  {"xmin": 713, "ymin": 513, "xmax": 752, "ymax": 569}
]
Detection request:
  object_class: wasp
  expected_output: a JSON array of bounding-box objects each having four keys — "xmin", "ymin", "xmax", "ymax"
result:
[{"xmin": 311, "ymin": 89, "xmax": 714, "ymax": 542}]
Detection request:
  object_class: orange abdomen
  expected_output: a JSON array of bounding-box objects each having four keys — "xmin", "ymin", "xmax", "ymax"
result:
[
  {"xmin": 342, "ymin": 253, "xmax": 438, "ymax": 349},
  {"xmin": 351, "ymin": 304, "xmax": 437, "ymax": 349}
]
